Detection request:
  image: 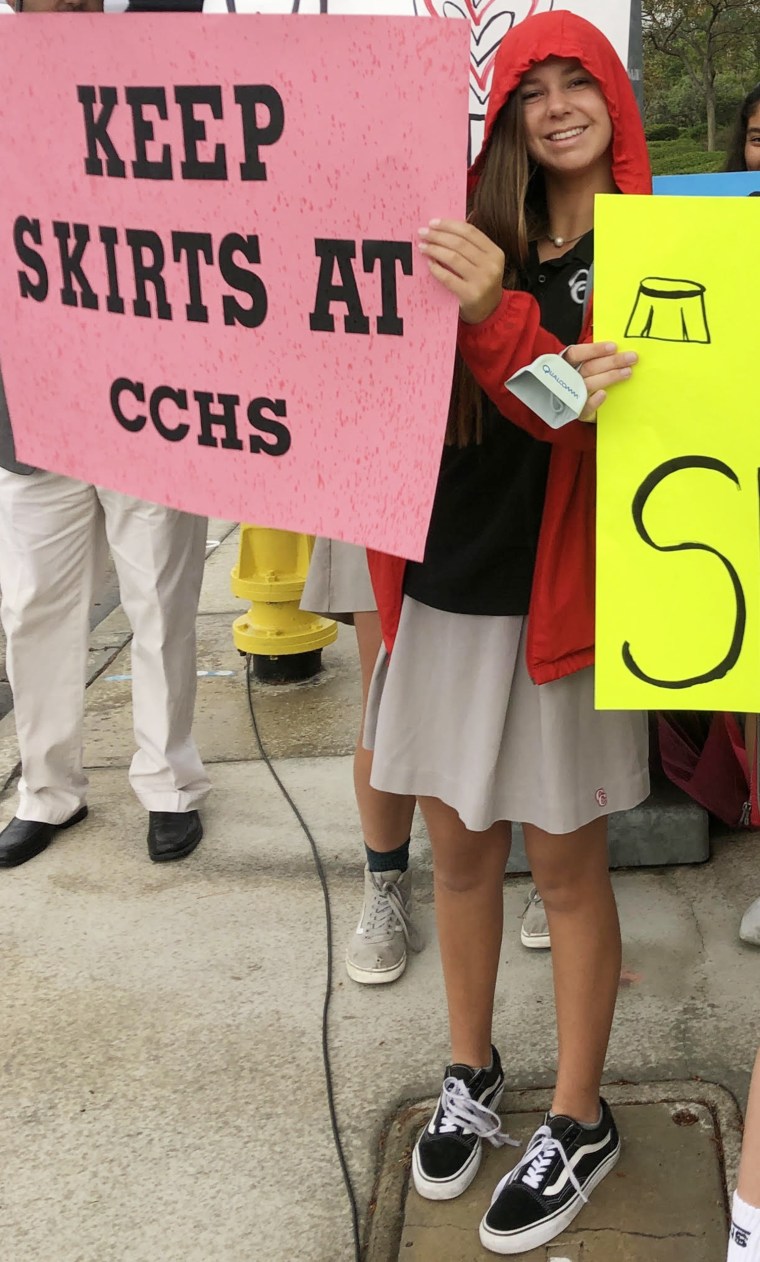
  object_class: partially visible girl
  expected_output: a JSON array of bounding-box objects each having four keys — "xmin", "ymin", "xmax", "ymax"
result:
[
  {"xmin": 728, "ymin": 1049, "xmax": 760, "ymax": 1261},
  {"xmin": 724, "ymin": 83, "xmax": 760, "ymax": 1259},
  {"xmin": 727, "ymin": 83, "xmax": 760, "ymax": 942},
  {"xmin": 301, "ymin": 539, "xmax": 419, "ymax": 983},
  {"xmin": 726, "ymin": 83, "xmax": 760, "ymax": 173}
]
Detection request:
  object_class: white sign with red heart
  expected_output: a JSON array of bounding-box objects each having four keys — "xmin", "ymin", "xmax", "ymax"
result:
[{"xmin": 202, "ymin": 0, "xmax": 633, "ymax": 155}]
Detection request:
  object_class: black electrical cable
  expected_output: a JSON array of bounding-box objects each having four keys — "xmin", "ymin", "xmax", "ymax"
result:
[{"xmin": 245, "ymin": 656, "xmax": 363, "ymax": 1262}]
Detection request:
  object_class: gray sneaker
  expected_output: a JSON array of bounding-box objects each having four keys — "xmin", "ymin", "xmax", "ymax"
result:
[
  {"xmin": 520, "ymin": 886, "xmax": 551, "ymax": 950},
  {"xmin": 346, "ymin": 865, "xmax": 421, "ymax": 985},
  {"xmin": 740, "ymin": 896, "xmax": 760, "ymax": 946}
]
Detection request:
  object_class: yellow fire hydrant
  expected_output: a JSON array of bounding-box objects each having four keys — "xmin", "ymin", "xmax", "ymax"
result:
[{"xmin": 231, "ymin": 526, "xmax": 337, "ymax": 681}]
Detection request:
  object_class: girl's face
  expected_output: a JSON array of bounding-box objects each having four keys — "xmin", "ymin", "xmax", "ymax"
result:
[
  {"xmin": 520, "ymin": 57, "xmax": 613, "ymax": 179},
  {"xmin": 745, "ymin": 102, "xmax": 760, "ymax": 172}
]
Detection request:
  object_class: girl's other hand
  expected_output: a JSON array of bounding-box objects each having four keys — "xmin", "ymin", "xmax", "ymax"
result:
[
  {"xmin": 418, "ymin": 219, "xmax": 505, "ymax": 324},
  {"xmin": 564, "ymin": 342, "xmax": 638, "ymax": 422}
]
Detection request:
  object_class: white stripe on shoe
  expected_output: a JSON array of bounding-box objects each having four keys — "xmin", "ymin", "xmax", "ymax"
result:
[{"xmin": 543, "ymin": 1133, "xmax": 612, "ymax": 1197}]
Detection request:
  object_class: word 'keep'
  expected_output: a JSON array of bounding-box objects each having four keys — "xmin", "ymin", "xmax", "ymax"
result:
[{"xmin": 77, "ymin": 84, "xmax": 284, "ymax": 182}]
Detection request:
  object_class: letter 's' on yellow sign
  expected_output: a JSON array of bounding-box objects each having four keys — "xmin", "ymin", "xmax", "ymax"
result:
[{"xmin": 594, "ymin": 194, "xmax": 760, "ymax": 711}]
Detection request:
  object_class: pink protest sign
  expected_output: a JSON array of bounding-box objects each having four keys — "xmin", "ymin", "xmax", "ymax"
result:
[{"xmin": 0, "ymin": 14, "xmax": 469, "ymax": 559}]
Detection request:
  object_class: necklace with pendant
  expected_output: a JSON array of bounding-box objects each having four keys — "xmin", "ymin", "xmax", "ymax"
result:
[{"xmin": 545, "ymin": 230, "xmax": 587, "ymax": 248}]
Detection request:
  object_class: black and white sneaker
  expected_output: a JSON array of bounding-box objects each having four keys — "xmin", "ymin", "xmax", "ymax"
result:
[
  {"xmin": 479, "ymin": 1098, "xmax": 620, "ymax": 1254},
  {"xmin": 412, "ymin": 1047, "xmax": 517, "ymax": 1201}
]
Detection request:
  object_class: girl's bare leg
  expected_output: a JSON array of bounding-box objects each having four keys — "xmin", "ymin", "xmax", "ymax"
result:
[
  {"xmin": 418, "ymin": 795, "xmax": 511, "ymax": 1067},
  {"xmin": 344, "ymin": 610, "xmax": 418, "ymax": 986},
  {"xmin": 353, "ymin": 610, "xmax": 415, "ymax": 850},
  {"xmin": 738, "ymin": 1051, "xmax": 760, "ymax": 1206},
  {"xmin": 729, "ymin": 1051, "xmax": 760, "ymax": 1258},
  {"xmin": 525, "ymin": 818, "xmax": 619, "ymax": 1123}
]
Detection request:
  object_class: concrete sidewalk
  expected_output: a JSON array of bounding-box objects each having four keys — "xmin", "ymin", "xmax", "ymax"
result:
[{"xmin": 0, "ymin": 526, "xmax": 758, "ymax": 1262}]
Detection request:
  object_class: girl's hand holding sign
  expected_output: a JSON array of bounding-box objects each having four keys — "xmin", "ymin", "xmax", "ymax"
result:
[{"xmin": 417, "ymin": 218, "xmax": 505, "ymax": 324}]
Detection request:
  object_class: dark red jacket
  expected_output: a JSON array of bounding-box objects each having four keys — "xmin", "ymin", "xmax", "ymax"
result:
[{"xmin": 368, "ymin": 11, "xmax": 651, "ymax": 684}]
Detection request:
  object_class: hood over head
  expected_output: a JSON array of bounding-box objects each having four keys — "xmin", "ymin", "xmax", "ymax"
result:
[{"xmin": 469, "ymin": 11, "xmax": 651, "ymax": 197}]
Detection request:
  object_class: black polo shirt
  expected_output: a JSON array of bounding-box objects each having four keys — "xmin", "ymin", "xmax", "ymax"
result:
[{"xmin": 403, "ymin": 231, "xmax": 592, "ymax": 617}]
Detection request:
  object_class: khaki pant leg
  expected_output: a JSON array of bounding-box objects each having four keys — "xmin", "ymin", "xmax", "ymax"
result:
[
  {"xmin": 0, "ymin": 470, "xmax": 103, "ymax": 822},
  {"xmin": 99, "ymin": 490, "xmax": 210, "ymax": 813}
]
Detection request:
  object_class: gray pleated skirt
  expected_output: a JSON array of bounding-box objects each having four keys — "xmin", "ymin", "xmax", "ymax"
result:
[
  {"xmin": 300, "ymin": 538, "xmax": 376, "ymax": 620},
  {"xmin": 364, "ymin": 597, "xmax": 650, "ymax": 835}
]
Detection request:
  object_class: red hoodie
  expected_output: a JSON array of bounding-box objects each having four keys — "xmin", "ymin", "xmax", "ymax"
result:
[{"xmin": 367, "ymin": 11, "xmax": 651, "ymax": 684}]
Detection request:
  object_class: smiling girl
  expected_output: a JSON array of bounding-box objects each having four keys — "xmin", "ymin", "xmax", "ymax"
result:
[{"xmin": 366, "ymin": 12, "xmax": 651, "ymax": 1254}]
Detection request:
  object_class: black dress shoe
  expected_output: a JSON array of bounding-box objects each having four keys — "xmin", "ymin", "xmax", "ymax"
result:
[
  {"xmin": 0, "ymin": 806, "xmax": 89, "ymax": 868},
  {"xmin": 147, "ymin": 810, "xmax": 203, "ymax": 863}
]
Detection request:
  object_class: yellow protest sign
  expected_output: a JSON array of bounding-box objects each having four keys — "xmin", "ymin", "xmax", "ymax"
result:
[{"xmin": 594, "ymin": 194, "xmax": 760, "ymax": 711}]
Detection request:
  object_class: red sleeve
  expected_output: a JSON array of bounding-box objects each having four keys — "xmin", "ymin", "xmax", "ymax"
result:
[
  {"xmin": 456, "ymin": 290, "xmax": 595, "ymax": 452},
  {"xmin": 366, "ymin": 549, "xmax": 406, "ymax": 655}
]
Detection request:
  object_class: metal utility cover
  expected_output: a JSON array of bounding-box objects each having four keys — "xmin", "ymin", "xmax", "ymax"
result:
[{"xmin": 366, "ymin": 1083, "xmax": 741, "ymax": 1262}]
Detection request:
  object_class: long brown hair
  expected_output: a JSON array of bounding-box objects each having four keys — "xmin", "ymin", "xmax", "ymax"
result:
[
  {"xmin": 725, "ymin": 83, "xmax": 760, "ymax": 172},
  {"xmin": 446, "ymin": 91, "xmax": 549, "ymax": 447}
]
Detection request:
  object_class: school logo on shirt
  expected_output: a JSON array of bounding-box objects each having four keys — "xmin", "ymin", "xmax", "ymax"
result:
[
  {"xmin": 569, "ymin": 267, "xmax": 589, "ymax": 306},
  {"xmin": 595, "ymin": 788, "xmax": 608, "ymax": 808},
  {"xmin": 731, "ymin": 1222, "xmax": 750, "ymax": 1247}
]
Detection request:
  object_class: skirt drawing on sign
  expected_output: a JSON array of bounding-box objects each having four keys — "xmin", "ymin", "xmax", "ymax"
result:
[{"xmin": 625, "ymin": 276, "xmax": 711, "ymax": 344}]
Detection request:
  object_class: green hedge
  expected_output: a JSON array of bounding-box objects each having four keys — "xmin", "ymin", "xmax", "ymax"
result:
[
  {"xmin": 646, "ymin": 128, "xmax": 727, "ymax": 176},
  {"xmin": 648, "ymin": 137, "xmax": 706, "ymax": 153},
  {"xmin": 646, "ymin": 123, "xmax": 680, "ymax": 141},
  {"xmin": 650, "ymin": 147, "xmax": 726, "ymax": 175}
]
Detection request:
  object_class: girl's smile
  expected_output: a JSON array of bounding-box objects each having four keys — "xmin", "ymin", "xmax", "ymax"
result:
[{"xmin": 544, "ymin": 125, "xmax": 589, "ymax": 145}]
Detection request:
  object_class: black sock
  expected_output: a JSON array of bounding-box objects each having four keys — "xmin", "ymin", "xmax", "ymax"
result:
[{"xmin": 365, "ymin": 838, "xmax": 410, "ymax": 874}]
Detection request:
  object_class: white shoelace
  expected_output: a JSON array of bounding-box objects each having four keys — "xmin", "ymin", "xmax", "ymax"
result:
[
  {"xmin": 436, "ymin": 1078, "xmax": 519, "ymax": 1149},
  {"xmin": 363, "ymin": 874, "xmax": 422, "ymax": 952},
  {"xmin": 521, "ymin": 886, "xmax": 544, "ymax": 918},
  {"xmin": 490, "ymin": 1125, "xmax": 588, "ymax": 1204}
]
